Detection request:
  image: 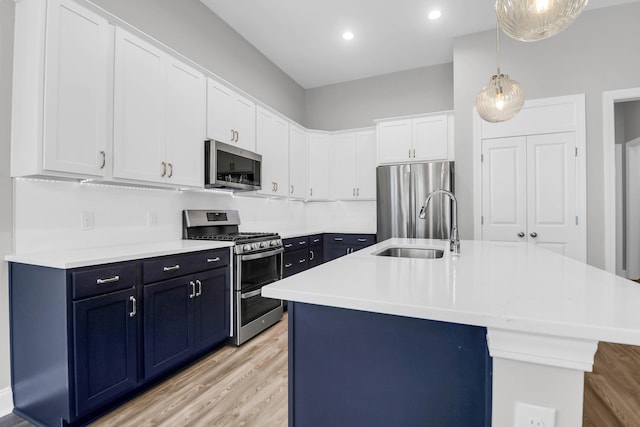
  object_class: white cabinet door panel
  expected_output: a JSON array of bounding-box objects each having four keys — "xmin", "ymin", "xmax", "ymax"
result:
[
  {"xmin": 482, "ymin": 137, "xmax": 527, "ymax": 242},
  {"xmin": 332, "ymin": 133, "xmax": 357, "ymax": 200},
  {"xmin": 256, "ymin": 107, "xmax": 288, "ymax": 196},
  {"xmin": 356, "ymin": 130, "xmax": 377, "ymax": 199},
  {"xmin": 206, "ymin": 79, "xmax": 235, "ymax": 144},
  {"xmin": 412, "ymin": 115, "xmax": 448, "ymax": 161},
  {"xmin": 43, "ymin": 0, "xmax": 109, "ymax": 176},
  {"xmin": 526, "ymin": 132, "xmax": 576, "ymax": 256},
  {"xmin": 113, "ymin": 29, "xmax": 165, "ymax": 183},
  {"xmin": 377, "ymin": 119, "xmax": 412, "ymax": 164},
  {"xmin": 308, "ymin": 133, "xmax": 332, "ymax": 199},
  {"xmin": 289, "ymin": 125, "xmax": 307, "ymax": 198},
  {"xmin": 233, "ymin": 95, "xmax": 257, "ymax": 152},
  {"xmin": 165, "ymin": 58, "xmax": 205, "ymax": 187}
]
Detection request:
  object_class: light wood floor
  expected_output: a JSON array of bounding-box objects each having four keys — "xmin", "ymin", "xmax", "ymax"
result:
[
  {"xmin": 584, "ymin": 342, "xmax": 640, "ymax": 426},
  {"xmin": 0, "ymin": 314, "xmax": 288, "ymax": 427}
]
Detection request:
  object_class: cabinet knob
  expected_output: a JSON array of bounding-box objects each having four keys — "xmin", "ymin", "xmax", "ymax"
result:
[
  {"xmin": 517, "ymin": 232, "xmax": 525, "ymax": 238},
  {"xmin": 530, "ymin": 232, "xmax": 538, "ymax": 238}
]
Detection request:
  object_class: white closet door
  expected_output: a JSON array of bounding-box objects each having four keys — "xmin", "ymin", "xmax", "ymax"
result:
[
  {"xmin": 526, "ymin": 132, "xmax": 576, "ymax": 258},
  {"xmin": 481, "ymin": 136, "xmax": 527, "ymax": 242},
  {"xmin": 626, "ymin": 138, "xmax": 640, "ymax": 280}
]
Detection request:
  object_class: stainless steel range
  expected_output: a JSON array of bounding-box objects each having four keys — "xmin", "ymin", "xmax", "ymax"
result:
[{"xmin": 183, "ymin": 210, "xmax": 283, "ymax": 345}]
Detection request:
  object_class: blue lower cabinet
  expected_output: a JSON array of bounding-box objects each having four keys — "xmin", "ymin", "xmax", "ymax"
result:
[
  {"xmin": 323, "ymin": 233, "xmax": 376, "ymax": 262},
  {"xmin": 73, "ymin": 288, "xmax": 139, "ymax": 416},
  {"xmin": 289, "ymin": 303, "xmax": 492, "ymax": 427},
  {"xmin": 193, "ymin": 268, "xmax": 230, "ymax": 352}
]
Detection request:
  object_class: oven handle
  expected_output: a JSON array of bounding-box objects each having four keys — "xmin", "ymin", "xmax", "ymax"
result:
[
  {"xmin": 240, "ymin": 289, "xmax": 264, "ymax": 299},
  {"xmin": 239, "ymin": 247, "xmax": 284, "ymax": 261}
]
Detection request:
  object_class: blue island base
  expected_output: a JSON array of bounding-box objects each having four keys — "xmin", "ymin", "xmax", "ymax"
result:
[{"xmin": 288, "ymin": 302, "xmax": 492, "ymax": 427}]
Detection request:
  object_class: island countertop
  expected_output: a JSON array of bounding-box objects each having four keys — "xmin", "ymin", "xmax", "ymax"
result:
[{"xmin": 262, "ymin": 238, "xmax": 640, "ymax": 346}]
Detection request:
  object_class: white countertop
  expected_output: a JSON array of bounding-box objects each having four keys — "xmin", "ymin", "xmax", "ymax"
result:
[
  {"xmin": 262, "ymin": 238, "xmax": 640, "ymax": 345},
  {"xmin": 279, "ymin": 229, "xmax": 375, "ymax": 239},
  {"xmin": 4, "ymin": 240, "xmax": 234, "ymax": 269}
]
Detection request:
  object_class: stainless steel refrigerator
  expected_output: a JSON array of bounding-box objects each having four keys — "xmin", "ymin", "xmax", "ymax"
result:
[{"xmin": 376, "ymin": 162, "xmax": 454, "ymax": 242}]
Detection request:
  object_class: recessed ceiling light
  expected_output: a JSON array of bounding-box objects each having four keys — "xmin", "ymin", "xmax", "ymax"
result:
[
  {"xmin": 428, "ymin": 10, "xmax": 442, "ymax": 20},
  {"xmin": 342, "ymin": 31, "xmax": 354, "ymax": 41}
]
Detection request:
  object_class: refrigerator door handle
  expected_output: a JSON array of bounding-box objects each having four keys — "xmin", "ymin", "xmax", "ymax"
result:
[{"xmin": 408, "ymin": 165, "xmax": 415, "ymax": 238}]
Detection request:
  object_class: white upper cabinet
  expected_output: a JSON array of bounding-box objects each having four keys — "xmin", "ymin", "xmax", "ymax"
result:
[
  {"xmin": 377, "ymin": 113, "xmax": 453, "ymax": 164},
  {"xmin": 307, "ymin": 132, "xmax": 332, "ymax": 200},
  {"xmin": 289, "ymin": 124, "xmax": 307, "ymax": 199},
  {"xmin": 206, "ymin": 79, "xmax": 256, "ymax": 152},
  {"xmin": 256, "ymin": 106, "xmax": 289, "ymax": 197},
  {"xmin": 331, "ymin": 129, "xmax": 376, "ymax": 200},
  {"xmin": 11, "ymin": 0, "xmax": 111, "ymax": 178},
  {"xmin": 113, "ymin": 28, "xmax": 205, "ymax": 187}
]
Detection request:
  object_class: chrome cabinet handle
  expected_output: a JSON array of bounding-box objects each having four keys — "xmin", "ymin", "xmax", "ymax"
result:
[
  {"xmin": 357, "ymin": 188, "xmax": 360, "ymax": 196},
  {"xmin": 167, "ymin": 163, "xmax": 173, "ymax": 178},
  {"xmin": 96, "ymin": 275, "xmax": 120, "ymax": 285},
  {"xmin": 207, "ymin": 257, "xmax": 220, "ymax": 263},
  {"xmin": 241, "ymin": 289, "xmax": 262, "ymax": 299},
  {"xmin": 129, "ymin": 296, "xmax": 137, "ymax": 317},
  {"xmin": 195, "ymin": 279, "xmax": 202, "ymax": 297},
  {"xmin": 409, "ymin": 149, "xmax": 411, "ymax": 158},
  {"xmin": 299, "ymin": 241, "xmax": 306, "ymax": 245},
  {"xmin": 353, "ymin": 188, "xmax": 356, "ymax": 196},
  {"xmin": 99, "ymin": 151, "xmax": 106, "ymax": 169},
  {"xmin": 275, "ymin": 182, "xmax": 279, "ymax": 192},
  {"xmin": 313, "ymin": 238, "xmax": 320, "ymax": 243},
  {"xmin": 231, "ymin": 129, "xmax": 235, "ymax": 142},
  {"xmin": 357, "ymin": 238, "xmax": 367, "ymax": 242},
  {"xmin": 291, "ymin": 185, "xmax": 294, "ymax": 194},
  {"xmin": 530, "ymin": 232, "xmax": 538, "ymax": 238},
  {"xmin": 413, "ymin": 148, "xmax": 416, "ymax": 158},
  {"xmin": 284, "ymin": 243, "xmax": 292, "ymax": 248},
  {"xmin": 163, "ymin": 264, "xmax": 180, "ymax": 272},
  {"xmin": 161, "ymin": 161, "xmax": 167, "ymax": 177},
  {"xmin": 285, "ymin": 263, "xmax": 293, "ymax": 268},
  {"xmin": 309, "ymin": 250, "xmax": 314, "ymax": 261},
  {"xmin": 334, "ymin": 237, "xmax": 344, "ymax": 241},
  {"xmin": 518, "ymin": 232, "xmax": 525, "ymax": 238},
  {"xmin": 299, "ymin": 259, "xmax": 306, "ymax": 263},
  {"xmin": 310, "ymin": 188, "xmax": 313, "ymax": 197},
  {"xmin": 189, "ymin": 281, "xmax": 196, "ymax": 299},
  {"xmin": 234, "ymin": 130, "xmax": 239, "ymax": 142}
]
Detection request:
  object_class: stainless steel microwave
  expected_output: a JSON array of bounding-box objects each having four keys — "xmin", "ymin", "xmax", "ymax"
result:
[{"xmin": 205, "ymin": 140, "xmax": 262, "ymax": 191}]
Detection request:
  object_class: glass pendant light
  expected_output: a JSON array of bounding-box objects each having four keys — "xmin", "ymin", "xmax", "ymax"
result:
[
  {"xmin": 496, "ymin": 0, "xmax": 589, "ymax": 42},
  {"xmin": 475, "ymin": 25, "xmax": 525, "ymax": 123}
]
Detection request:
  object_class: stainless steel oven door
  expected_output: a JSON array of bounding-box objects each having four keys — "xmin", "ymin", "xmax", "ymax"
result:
[{"xmin": 233, "ymin": 247, "xmax": 283, "ymax": 345}]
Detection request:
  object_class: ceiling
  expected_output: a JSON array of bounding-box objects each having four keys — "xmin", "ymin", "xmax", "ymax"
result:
[{"xmin": 200, "ymin": 0, "xmax": 640, "ymax": 89}]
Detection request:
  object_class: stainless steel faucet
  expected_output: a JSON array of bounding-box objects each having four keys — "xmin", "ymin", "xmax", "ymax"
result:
[{"xmin": 419, "ymin": 189, "xmax": 460, "ymax": 256}]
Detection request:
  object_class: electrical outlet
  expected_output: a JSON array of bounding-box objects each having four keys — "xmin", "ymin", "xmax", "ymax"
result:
[
  {"xmin": 147, "ymin": 211, "xmax": 158, "ymax": 227},
  {"xmin": 80, "ymin": 212, "xmax": 94, "ymax": 231},
  {"xmin": 514, "ymin": 402, "xmax": 556, "ymax": 427}
]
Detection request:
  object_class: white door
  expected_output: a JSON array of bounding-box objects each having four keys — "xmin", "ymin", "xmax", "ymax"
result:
[
  {"xmin": 206, "ymin": 79, "xmax": 235, "ymax": 145},
  {"xmin": 113, "ymin": 28, "xmax": 165, "ymax": 183},
  {"xmin": 256, "ymin": 107, "xmax": 288, "ymax": 196},
  {"xmin": 625, "ymin": 138, "xmax": 640, "ymax": 279},
  {"xmin": 332, "ymin": 133, "xmax": 357, "ymax": 200},
  {"xmin": 526, "ymin": 132, "xmax": 577, "ymax": 258},
  {"xmin": 307, "ymin": 133, "xmax": 332, "ymax": 200},
  {"xmin": 289, "ymin": 124, "xmax": 307, "ymax": 198},
  {"xmin": 412, "ymin": 115, "xmax": 448, "ymax": 161},
  {"xmin": 482, "ymin": 133, "xmax": 578, "ymax": 259},
  {"xmin": 43, "ymin": 0, "xmax": 110, "ymax": 176},
  {"xmin": 165, "ymin": 57, "xmax": 205, "ymax": 187},
  {"xmin": 377, "ymin": 119, "xmax": 412, "ymax": 164},
  {"xmin": 232, "ymin": 93, "xmax": 257, "ymax": 152},
  {"xmin": 356, "ymin": 130, "xmax": 377, "ymax": 199},
  {"xmin": 481, "ymin": 137, "xmax": 528, "ymax": 243}
]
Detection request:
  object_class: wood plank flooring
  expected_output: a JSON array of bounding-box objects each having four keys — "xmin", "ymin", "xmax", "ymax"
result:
[{"xmin": 584, "ymin": 342, "xmax": 640, "ymax": 426}]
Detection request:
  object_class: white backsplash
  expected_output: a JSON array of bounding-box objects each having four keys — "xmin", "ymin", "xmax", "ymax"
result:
[{"xmin": 13, "ymin": 179, "xmax": 376, "ymax": 254}]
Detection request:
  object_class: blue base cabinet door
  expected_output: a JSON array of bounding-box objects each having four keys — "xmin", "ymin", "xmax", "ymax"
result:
[
  {"xmin": 73, "ymin": 287, "xmax": 138, "ymax": 416},
  {"xmin": 193, "ymin": 268, "xmax": 229, "ymax": 351},
  {"xmin": 143, "ymin": 277, "xmax": 193, "ymax": 380}
]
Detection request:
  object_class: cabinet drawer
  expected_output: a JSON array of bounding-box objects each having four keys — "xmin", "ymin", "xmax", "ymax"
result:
[
  {"xmin": 142, "ymin": 249, "xmax": 230, "ymax": 284},
  {"xmin": 308, "ymin": 234, "xmax": 323, "ymax": 246},
  {"xmin": 283, "ymin": 236, "xmax": 309, "ymax": 251},
  {"xmin": 324, "ymin": 233, "xmax": 376, "ymax": 246},
  {"xmin": 284, "ymin": 249, "xmax": 308, "ymax": 277},
  {"xmin": 72, "ymin": 262, "xmax": 138, "ymax": 300}
]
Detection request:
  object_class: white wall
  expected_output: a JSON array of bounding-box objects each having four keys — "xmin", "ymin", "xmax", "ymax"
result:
[
  {"xmin": 454, "ymin": 2, "xmax": 640, "ymax": 269},
  {"xmin": 0, "ymin": 0, "xmax": 14, "ymax": 409}
]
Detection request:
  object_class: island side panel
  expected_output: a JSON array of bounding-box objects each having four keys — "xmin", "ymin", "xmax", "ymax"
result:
[{"xmin": 289, "ymin": 302, "xmax": 492, "ymax": 427}]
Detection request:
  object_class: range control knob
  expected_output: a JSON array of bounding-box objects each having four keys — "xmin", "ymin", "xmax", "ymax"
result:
[
  {"xmin": 243, "ymin": 244, "xmax": 252, "ymax": 252},
  {"xmin": 260, "ymin": 241, "xmax": 268, "ymax": 248},
  {"xmin": 271, "ymin": 240, "xmax": 280, "ymax": 247},
  {"xmin": 252, "ymin": 243, "xmax": 260, "ymax": 250}
]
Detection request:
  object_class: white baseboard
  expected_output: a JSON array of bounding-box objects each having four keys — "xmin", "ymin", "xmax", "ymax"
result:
[{"xmin": 0, "ymin": 387, "xmax": 13, "ymax": 417}]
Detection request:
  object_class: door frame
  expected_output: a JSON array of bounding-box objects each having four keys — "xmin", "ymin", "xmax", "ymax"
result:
[
  {"xmin": 472, "ymin": 94, "xmax": 587, "ymax": 262},
  {"xmin": 603, "ymin": 87, "xmax": 640, "ymax": 273}
]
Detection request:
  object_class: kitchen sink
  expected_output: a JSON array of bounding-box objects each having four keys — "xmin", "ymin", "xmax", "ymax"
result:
[{"xmin": 373, "ymin": 246, "xmax": 444, "ymax": 259}]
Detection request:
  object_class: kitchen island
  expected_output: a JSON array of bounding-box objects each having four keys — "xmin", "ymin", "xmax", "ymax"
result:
[{"xmin": 262, "ymin": 238, "xmax": 640, "ymax": 427}]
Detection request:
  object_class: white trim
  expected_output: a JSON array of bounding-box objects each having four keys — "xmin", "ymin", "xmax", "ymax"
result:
[
  {"xmin": 602, "ymin": 87, "xmax": 640, "ymax": 273},
  {"xmin": 473, "ymin": 94, "xmax": 587, "ymax": 262},
  {"xmin": 0, "ymin": 387, "xmax": 13, "ymax": 417},
  {"xmin": 486, "ymin": 329, "xmax": 598, "ymax": 372}
]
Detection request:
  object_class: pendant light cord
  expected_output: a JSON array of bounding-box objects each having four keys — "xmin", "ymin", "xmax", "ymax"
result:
[{"xmin": 496, "ymin": 21, "xmax": 501, "ymax": 75}]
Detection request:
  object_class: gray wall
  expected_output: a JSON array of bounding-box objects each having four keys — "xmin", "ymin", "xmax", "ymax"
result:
[
  {"xmin": 0, "ymin": 0, "xmax": 14, "ymax": 392},
  {"xmin": 90, "ymin": 0, "xmax": 305, "ymax": 123},
  {"xmin": 454, "ymin": 2, "xmax": 640, "ymax": 269},
  {"xmin": 304, "ymin": 63, "xmax": 453, "ymax": 131}
]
